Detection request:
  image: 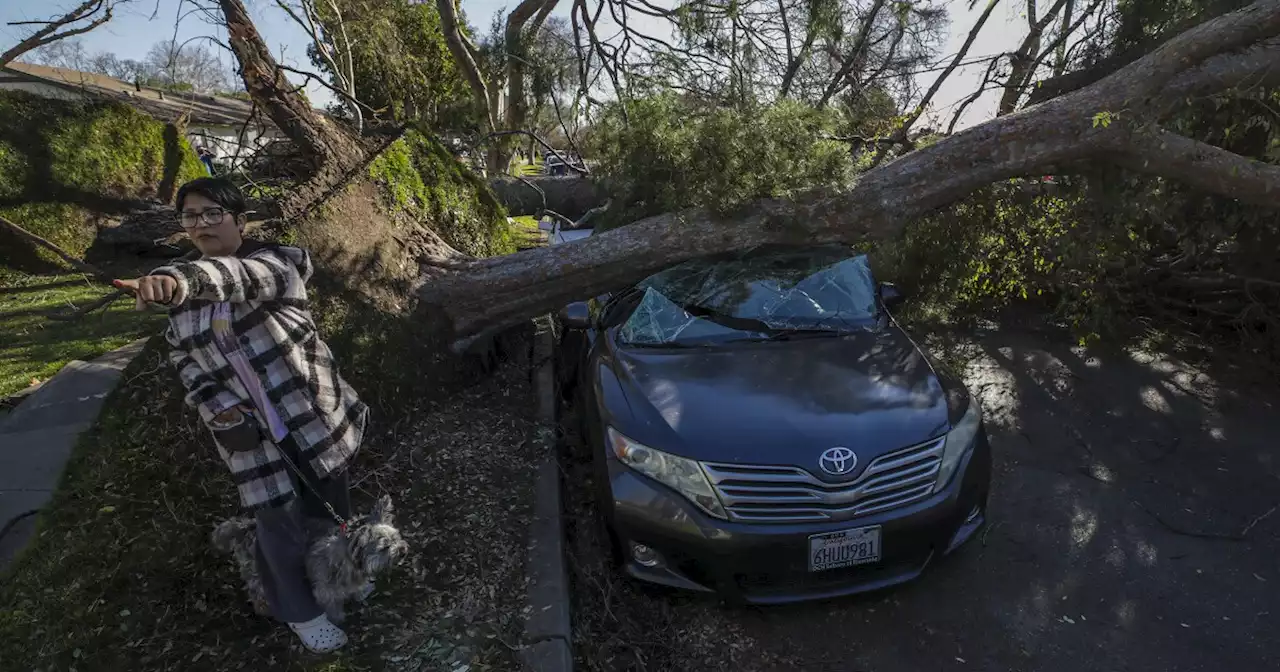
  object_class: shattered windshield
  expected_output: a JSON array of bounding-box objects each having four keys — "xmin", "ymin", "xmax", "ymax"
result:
[{"xmin": 618, "ymin": 248, "xmax": 881, "ymax": 346}]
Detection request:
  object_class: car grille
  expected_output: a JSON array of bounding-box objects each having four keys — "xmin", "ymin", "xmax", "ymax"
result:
[{"xmin": 701, "ymin": 436, "xmax": 946, "ymax": 523}]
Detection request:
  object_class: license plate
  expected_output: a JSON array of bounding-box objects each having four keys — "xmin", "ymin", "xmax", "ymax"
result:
[{"xmin": 808, "ymin": 526, "xmax": 882, "ymax": 572}]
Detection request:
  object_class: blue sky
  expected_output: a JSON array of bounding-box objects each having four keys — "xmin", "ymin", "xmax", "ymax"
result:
[{"xmin": 1, "ymin": 0, "xmax": 1030, "ymax": 129}]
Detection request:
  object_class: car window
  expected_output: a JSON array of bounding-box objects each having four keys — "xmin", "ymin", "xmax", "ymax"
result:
[{"xmin": 618, "ymin": 248, "xmax": 881, "ymax": 346}]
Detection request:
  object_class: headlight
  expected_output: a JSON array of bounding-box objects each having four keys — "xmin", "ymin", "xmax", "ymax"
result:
[
  {"xmin": 934, "ymin": 394, "xmax": 981, "ymax": 492},
  {"xmin": 607, "ymin": 428, "xmax": 727, "ymax": 519}
]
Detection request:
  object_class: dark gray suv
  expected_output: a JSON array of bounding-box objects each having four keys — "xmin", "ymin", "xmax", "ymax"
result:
[{"xmin": 559, "ymin": 246, "xmax": 991, "ymax": 605}]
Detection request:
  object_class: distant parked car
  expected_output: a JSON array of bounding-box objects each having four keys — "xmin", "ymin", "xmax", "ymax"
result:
[
  {"xmin": 558, "ymin": 245, "xmax": 991, "ymax": 605},
  {"xmin": 543, "ymin": 152, "xmax": 584, "ymax": 176}
]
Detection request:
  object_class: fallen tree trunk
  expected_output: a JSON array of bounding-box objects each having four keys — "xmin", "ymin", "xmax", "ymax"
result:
[
  {"xmin": 418, "ymin": 0, "xmax": 1280, "ymax": 347},
  {"xmin": 488, "ymin": 175, "xmax": 607, "ymax": 220}
]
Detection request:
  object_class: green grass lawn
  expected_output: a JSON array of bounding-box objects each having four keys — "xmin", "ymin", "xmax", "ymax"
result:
[
  {"xmin": 512, "ymin": 157, "xmax": 544, "ymax": 177},
  {"xmin": 0, "ymin": 269, "xmax": 163, "ymax": 397},
  {"xmin": 509, "ymin": 214, "xmax": 546, "ymax": 250}
]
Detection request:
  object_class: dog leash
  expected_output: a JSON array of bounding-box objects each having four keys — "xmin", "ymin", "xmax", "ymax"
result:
[{"xmin": 271, "ymin": 443, "xmax": 350, "ymax": 535}]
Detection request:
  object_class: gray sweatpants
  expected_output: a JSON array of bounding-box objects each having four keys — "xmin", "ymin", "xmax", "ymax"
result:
[{"xmin": 253, "ymin": 435, "xmax": 352, "ymax": 624}]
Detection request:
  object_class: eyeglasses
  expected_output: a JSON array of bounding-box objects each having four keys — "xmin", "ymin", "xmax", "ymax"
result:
[{"xmin": 180, "ymin": 207, "xmax": 230, "ymax": 228}]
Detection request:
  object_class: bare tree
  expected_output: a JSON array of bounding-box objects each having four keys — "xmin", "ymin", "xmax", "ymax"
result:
[
  {"xmin": 1, "ymin": 0, "xmax": 127, "ymax": 69},
  {"xmin": 22, "ymin": 38, "xmax": 92, "ymax": 70},
  {"xmin": 87, "ymin": 51, "xmax": 151, "ymax": 81},
  {"xmin": 272, "ymin": 0, "xmax": 363, "ymax": 132},
  {"xmin": 144, "ymin": 39, "xmax": 236, "ymax": 93},
  {"xmin": 580, "ymin": 0, "xmax": 946, "ymax": 111}
]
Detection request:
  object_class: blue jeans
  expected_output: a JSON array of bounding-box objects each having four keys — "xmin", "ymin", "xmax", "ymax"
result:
[{"xmin": 253, "ymin": 434, "xmax": 351, "ymax": 623}]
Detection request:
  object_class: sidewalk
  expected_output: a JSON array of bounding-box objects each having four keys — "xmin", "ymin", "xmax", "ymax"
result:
[{"xmin": 0, "ymin": 338, "xmax": 148, "ymax": 569}]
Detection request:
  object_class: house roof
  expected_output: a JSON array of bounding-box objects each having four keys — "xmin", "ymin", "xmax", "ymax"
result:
[{"xmin": 1, "ymin": 61, "xmax": 265, "ymax": 128}]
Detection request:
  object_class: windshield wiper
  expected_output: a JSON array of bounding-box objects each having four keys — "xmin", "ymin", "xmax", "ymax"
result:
[
  {"xmin": 626, "ymin": 340, "xmax": 710, "ymax": 349},
  {"xmin": 679, "ymin": 302, "xmax": 861, "ymax": 342},
  {"xmin": 759, "ymin": 329, "xmax": 847, "ymax": 341},
  {"xmin": 721, "ymin": 328, "xmax": 847, "ymax": 343},
  {"xmin": 679, "ymin": 303, "xmax": 778, "ymax": 333}
]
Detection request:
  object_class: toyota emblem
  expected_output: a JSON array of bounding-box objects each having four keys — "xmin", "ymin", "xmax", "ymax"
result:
[{"xmin": 818, "ymin": 447, "xmax": 858, "ymax": 476}]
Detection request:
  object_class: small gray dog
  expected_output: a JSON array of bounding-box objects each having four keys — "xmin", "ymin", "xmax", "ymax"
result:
[{"xmin": 211, "ymin": 494, "xmax": 409, "ymax": 623}]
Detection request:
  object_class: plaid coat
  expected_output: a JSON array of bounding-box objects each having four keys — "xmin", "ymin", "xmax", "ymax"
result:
[{"xmin": 155, "ymin": 241, "xmax": 368, "ymax": 512}]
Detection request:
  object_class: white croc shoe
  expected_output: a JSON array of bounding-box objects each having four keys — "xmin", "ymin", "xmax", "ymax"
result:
[{"xmin": 288, "ymin": 614, "xmax": 348, "ymax": 654}]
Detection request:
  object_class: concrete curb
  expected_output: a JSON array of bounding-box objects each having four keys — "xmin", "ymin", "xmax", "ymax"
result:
[
  {"xmin": 0, "ymin": 338, "xmax": 150, "ymax": 570},
  {"xmin": 520, "ymin": 315, "xmax": 573, "ymax": 672}
]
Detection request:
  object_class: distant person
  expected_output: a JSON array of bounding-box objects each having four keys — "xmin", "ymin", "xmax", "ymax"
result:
[
  {"xmin": 196, "ymin": 145, "xmax": 215, "ymax": 175},
  {"xmin": 111, "ymin": 177, "xmax": 370, "ymax": 654}
]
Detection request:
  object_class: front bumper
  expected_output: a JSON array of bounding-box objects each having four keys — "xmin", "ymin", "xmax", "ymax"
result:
[{"xmin": 603, "ymin": 429, "xmax": 992, "ymax": 605}]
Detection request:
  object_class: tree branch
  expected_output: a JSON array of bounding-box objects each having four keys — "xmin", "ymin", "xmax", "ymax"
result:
[
  {"xmin": 0, "ymin": 215, "xmax": 111, "ymax": 281},
  {"xmin": 1154, "ymin": 38, "xmax": 1280, "ymax": 116},
  {"xmin": 869, "ymin": 0, "xmax": 1002, "ymax": 168},
  {"xmin": 1113, "ymin": 126, "xmax": 1280, "ymax": 206},
  {"xmin": 778, "ymin": 0, "xmax": 825, "ymax": 98},
  {"xmin": 437, "ymin": 0, "xmax": 494, "ymax": 133},
  {"xmin": 1015, "ymin": 0, "xmax": 1108, "ymax": 109},
  {"xmin": 0, "ymin": 0, "xmax": 116, "ymax": 69},
  {"xmin": 998, "ymin": 0, "xmax": 1070, "ymax": 115},
  {"xmin": 816, "ymin": 0, "xmax": 889, "ymax": 107},
  {"xmin": 505, "ymin": 0, "xmax": 560, "ymax": 153},
  {"xmin": 275, "ymin": 63, "xmax": 376, "ymax": 113},
  {"xmin": 948, "ymin": 55, "xmax": 1006, "ymax": 134},
  {"xmin": 44, "ymin": 289, "xmax": 128, "ymax": 321},
  {"xmin": 1096, "ymin": 0, "xmax": 1280, "ymax": 103}
]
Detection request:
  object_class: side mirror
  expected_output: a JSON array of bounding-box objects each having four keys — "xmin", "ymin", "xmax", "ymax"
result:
[
  {"xmin": 558, "ymin": 301, "xmax": 592, "ymax": 330},
  {"xmin": 879, "ymin": 281, "xmax": 905, "ymax": 307}
]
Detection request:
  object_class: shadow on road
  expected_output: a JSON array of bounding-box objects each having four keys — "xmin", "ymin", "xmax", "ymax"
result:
[{"xmin": 563, "ymin": 326, "xmax": 1280, "ymax": 672}]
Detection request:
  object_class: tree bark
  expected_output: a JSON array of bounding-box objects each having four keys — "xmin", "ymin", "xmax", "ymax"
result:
[
  {"xmin": 219, "ymin": 0, "xmax": 364, "ymax": 185},
  {"xmin": 488, "ymin": 175, "xmax": 606, "ymax": 219},
  {"xmin": 418, "ymin": 0, "xmax": 1280, "ymax": 348}
]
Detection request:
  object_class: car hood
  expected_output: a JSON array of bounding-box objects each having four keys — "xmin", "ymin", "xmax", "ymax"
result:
[{"xmin": 604, "ymin": 326, "xmax": 950, "ymax": 471}]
